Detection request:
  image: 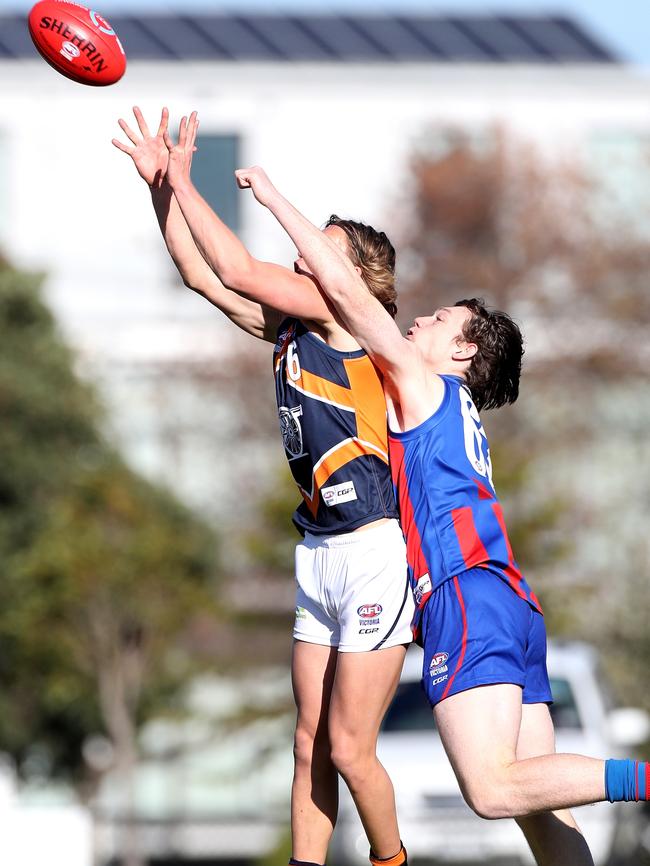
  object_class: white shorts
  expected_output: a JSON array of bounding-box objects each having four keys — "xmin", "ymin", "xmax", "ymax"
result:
[{"xmin": 293, "ymin": 518, "xmax": 415, "ymax": 653}]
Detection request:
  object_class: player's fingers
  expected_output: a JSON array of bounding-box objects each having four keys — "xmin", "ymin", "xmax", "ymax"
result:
[
  {"xmin": 118, "ymin": 118, "xmax": 140, "ymax": 145},
  {"xmin": 133, "ymin": 106, "xmax": 150, "ymax": 138},
  {"xmin": 156, "ymin": 106, "xmax": 169, "ymax": 138},
  {"xmin": 235, "ymin": 170, "xmax": 251, "ymax": 189},
  {"xmin": 178, "ymin": 116, "xmax": 187, "ymax": 148},
  {"xmin": 162, "ymin": 128, "xmax": 175, "ymax": 151},
  {"xmin": 187, "ymin": 114, "xmax": 199, "ymax": 151},
  {"xmin": 111, "ymin": 138, "xmax": 134, "ymax": 155}
]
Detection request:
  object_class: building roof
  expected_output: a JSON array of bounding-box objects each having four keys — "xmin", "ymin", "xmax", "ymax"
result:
[{"xmin": 5, "ymin": 13, "xmax": 616, "ymax": 64}]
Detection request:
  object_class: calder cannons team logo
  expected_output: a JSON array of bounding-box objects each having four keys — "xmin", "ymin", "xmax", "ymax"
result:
[{"xmin": 278, "ymin": 405, "xmax": 304, "ymax": 458}]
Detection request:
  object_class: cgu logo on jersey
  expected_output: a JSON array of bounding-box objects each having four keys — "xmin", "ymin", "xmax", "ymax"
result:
[
  {"xmin": 429, "ymin": 651, "xmax": 449, "ymax": 677},
  {"xmin": 322, "ymin": 480, "xmax": 358, "ymax": 507},
  {"xmin": 357, "ymin": 603, "xmax": 382, "ymax": 619}
]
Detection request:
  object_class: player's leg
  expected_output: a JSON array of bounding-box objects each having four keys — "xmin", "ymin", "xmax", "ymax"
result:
[
  {"xmin": 328, "ymin": 644, "xmax": 408, "ymax": 862},
  {"xmin": 427, "ymin": 572, "xmax": 606, "ymax": 819},
  {"xmin": 514, "ymin": 702, "xmax": 595, "ymax": 866},
  {"xmin": 327, "ymin": 520, "xmax": 413, "ymax": 863},
  {"xmin": 429, "ymin": 571, "xmax": 608, "ymax": 818},
  {"xmin": 291, "ymin": 639, "xmax": 339, "ymax": 864},
  {"xmin": 435, "ymin": 683, "xmax": 605, "ymax": 817},
  {"xmin": 290, "ymin": 535, "xmax": 343, "ymax": 865}
]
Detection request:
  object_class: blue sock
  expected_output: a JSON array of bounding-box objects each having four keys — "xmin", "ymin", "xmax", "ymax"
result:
[{"xmin": 604, "ymin": 759, "xmax": 649, "ymax": 802}]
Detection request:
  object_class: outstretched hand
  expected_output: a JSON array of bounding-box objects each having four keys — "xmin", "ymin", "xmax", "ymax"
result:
[
  {"xmin": 112, "ymin": 106, "xmax": 170, "ymax": 188},
  {"xmin": 163, "ymin": 111, "xmax": 199, "ymax": 191},
  {"xmin": 235, "ymin": 166, "xmax": 279, "ymax": 208}
]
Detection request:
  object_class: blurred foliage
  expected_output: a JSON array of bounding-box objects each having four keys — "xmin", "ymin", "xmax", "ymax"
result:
[
  {"xmin": 255, "ymin": 826, "xmax": 292, "ymax": 866},
  {"xmin": 399, "ymin": 128, "xmax": 650, "ymax": 720},
  {"xmin": 244, "ymin": 467, "xmax": 299, "ymax": 577},
  {"xmin": 214, "ymin": 466, "xmax": 298, "ymax": 673},
  {"xmin": 0, "ymin": 262, "xmax": 220, "ymax": 789}
]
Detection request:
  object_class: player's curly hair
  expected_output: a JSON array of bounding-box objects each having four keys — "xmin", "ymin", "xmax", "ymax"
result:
[
  {"xmin": 325, "ymin": 215, "xmax": 397, "ymax": 319},
  {"xmin": 455, "ymin": 298, "xmax": 524, "ymax": 411}
]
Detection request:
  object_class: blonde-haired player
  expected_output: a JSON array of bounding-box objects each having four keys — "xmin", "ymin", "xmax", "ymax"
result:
[{"xmin": 113, "ymin": 107, "xmax": 412, "ymax": 866}]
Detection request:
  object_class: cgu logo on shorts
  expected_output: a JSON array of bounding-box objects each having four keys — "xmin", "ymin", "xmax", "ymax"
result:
[
  {"xmin": 429, "ymin": 651, "xmax": 449, "ymax": 677},
  {"xmin": 357, "ymin": 603, "xmax": 382, "ymax": 619}
]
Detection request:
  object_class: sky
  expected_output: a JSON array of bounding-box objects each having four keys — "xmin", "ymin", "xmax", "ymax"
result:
[{"xmin": 4, "ymin": 0, "xmax": 650, "ymax": 66}]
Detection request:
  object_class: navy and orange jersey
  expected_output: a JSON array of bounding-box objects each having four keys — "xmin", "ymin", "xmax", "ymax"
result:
[
  {"xmin": 388, "ymin": 374, "xmax": 542, "ymax": 640},
  {"xmin": 273, "ymin": 318, "xmax": 397, "ymax": 536}
]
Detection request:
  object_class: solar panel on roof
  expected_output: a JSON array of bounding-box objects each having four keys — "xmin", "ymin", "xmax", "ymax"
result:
[
  {"xmin": 241, "ymin": 15, "xmax": 333, "ymax": 61},
  {"xmin": 451, "ymin": 17, "xmax": 549, "ymax": 62},
  {"xmin": 551, "ymin": 16, "xmax": 614, "ymax": 61},
  {"xmin": 296, "ymin": 17, "xmax": 380, "ymax": 61},
  {"xmin": 505, "ymin": 17, "xmax": 611, "ymax": 63},
  {"xmin": 447, "ymin": 18, "xmax": 502, "ymax": 60},
  {"xmin": 406, "ymin": 18, "xmax": 492, "ymax": 62},
  {"xmin": 109, "ymin": 17, "xmax": 174, "ymax": 59},
  {"xmin": 0, "ymin": 15, "xmax": 39, "ymax": 58},
  {"xmin": 0, "ymin": 13, "xmax": 617, "ymax": 64},
  {"xmin": 198, "ymin": 17, "xmax": 279, "ymax": 61},
  {"xmin": 137, "ymin": 15, "xmax": 227, "ymax": 60},
  {"xmin": 346, "ymin": 16, "xmax": 438, "ymax": 60}
]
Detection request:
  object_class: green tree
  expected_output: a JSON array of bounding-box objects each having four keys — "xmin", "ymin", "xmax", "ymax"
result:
[{"xmin": 0, "ymin": 261, "xmax": 220, "ymax": 829}]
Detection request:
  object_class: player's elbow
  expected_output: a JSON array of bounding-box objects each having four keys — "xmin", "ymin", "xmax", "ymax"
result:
[
  {"xmin": 180, "ymin": 271, "xmax": 205, "ymax": 295},
  {"xmin": 318, "ymin": 272, "xmax": 358, "ymax": 307},
  {"xmin": 217, "ymin": 255, "xmax": 257, "ymax": 294}
]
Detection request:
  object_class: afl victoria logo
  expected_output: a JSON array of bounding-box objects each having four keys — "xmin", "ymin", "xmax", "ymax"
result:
[
  {"xmin": 430, "ymin": 652, "xmax": 449, "ymax": 669},
  {"xmin": 357, "ymin": 604, "xmax": 383, "ymax": 619}
]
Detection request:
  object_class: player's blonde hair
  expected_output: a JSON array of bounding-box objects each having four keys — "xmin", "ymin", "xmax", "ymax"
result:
[{"xmin": 325, "ymin": 215, "xmax": 398, "ymax": 319}]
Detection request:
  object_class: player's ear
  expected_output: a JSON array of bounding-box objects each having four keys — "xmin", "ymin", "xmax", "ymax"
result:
[{"xmin": 452, "ymin": 340, "xmax": 477, "ymax": 361}]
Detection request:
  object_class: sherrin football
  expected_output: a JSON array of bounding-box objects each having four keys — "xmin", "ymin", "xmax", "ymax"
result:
[{"xmin": 28, "ymin": 1, "xmax": 126, "ymax": 86}]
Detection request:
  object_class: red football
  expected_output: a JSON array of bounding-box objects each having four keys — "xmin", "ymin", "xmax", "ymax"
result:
[{"xmin": 28, "ymin": 1, "xmax": 126, "ymax": 86}]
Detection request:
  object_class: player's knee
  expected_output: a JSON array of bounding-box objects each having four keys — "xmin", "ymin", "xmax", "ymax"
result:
[
  {"xmin": 293, "ymin": 722, "xmax": 327, "ymax": 770},
  {"xmin": 330, "ymin": 734, "xmax": 370, "ymax": 784},
  {"xmin": 461, "ymin": 781, "xmax": 511, "ymax": 821}
]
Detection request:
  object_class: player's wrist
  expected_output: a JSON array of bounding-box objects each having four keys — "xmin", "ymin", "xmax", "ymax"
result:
[
  {"xmin": 170, "ymin": 175, "xmax": 194, "ymax": 198},
  {"xmin": 263, "ymin": 188, "xmax": 285, "ymax": 213},
  {"xmin": 150, "ymin": 178, "xmax": 172, "ymax": 199}
]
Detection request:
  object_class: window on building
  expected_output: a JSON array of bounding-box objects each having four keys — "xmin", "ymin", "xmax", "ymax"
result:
[
  {"xmin": 191, "ymin": 134, "xmax": 241, "ymax": 232},
  {"xmin": 586, "ymin": 130, "xmax": 650, "ymax": 232}
]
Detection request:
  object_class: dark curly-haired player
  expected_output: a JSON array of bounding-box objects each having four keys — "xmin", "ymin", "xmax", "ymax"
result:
[{"xmin": 238, "ymin": 164, "xmax": 650, "ymax": 866}]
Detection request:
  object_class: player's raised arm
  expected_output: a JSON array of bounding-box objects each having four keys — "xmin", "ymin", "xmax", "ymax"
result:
[
  {"xmin": 162, "ymin": 113, "xmax": 334, "ymax": 326},
  {"xmin": 112, "ymin": 106, "xmax": 279, "ymax": 341},
  {"xmin": 235, "ymin": 166, "xmax": 439, "ymax": 410}
]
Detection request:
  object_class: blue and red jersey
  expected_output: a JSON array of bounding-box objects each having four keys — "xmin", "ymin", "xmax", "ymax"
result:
[
  {"xmin": 274, "ymin": 318, "xmax": 397, "ymax": 536},
  {"xmin": 388, "ymin": 375, "xmax": 542, "ymax": 640}
]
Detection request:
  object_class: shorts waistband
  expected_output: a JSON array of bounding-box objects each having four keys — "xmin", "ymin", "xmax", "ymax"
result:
[{"xmin": 303, "ymin": 518, "xmax": 401, "ymax": 548}]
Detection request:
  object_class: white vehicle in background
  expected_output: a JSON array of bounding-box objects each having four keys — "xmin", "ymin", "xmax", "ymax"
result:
[{"xmin": 331, "ymin": 641, "xmax": 650, "ymax": 866}]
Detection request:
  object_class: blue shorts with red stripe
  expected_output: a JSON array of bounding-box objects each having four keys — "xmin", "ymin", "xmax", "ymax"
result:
[{"xmin": 420, "ymin": 568, "xmax": 553, "ymax": 707}]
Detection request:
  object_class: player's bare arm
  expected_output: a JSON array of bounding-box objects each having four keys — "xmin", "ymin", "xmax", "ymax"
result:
[
  {"xmin": 162, "ymin": 112, "xmax": 334, "ymax": 327},
  {"xmin": 236, "ymin": 165, "xmax": 443, "ymax": 428},
  {"xmin": 112, "ymin": 106, "xmax": 279, "ymax": 341}
]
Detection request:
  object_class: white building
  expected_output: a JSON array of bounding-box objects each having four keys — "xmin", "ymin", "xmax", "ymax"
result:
[{"xmin": 1, "ymin": 11, "xmax": 649, "ymax": 526}]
